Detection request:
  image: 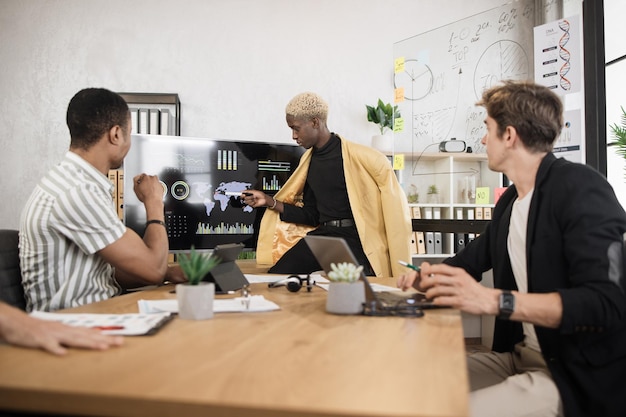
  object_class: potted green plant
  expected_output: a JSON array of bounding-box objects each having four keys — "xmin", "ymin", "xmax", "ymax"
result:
[
  {"xmin": 427, "ymin": 184, "xmax": 439, "ymax": 204},
  {"xmin": 325, "ymin": 262, "xmax": 366, "ymax": 315},
  {"xmin": 407, "ymin": 184, "xmax": 419, "ymax": 204},
  {"xmin": 366, "ymin": 99, "xmax": 401, "ymax": 135},
  {"xmin": 366, "ymin": 99, "xmax": 401, "ymax": 155},
  {"xmin": 176, "ymin": 246, "xmax": 221, "ymax": 320},
  {"xmin": 609, "ymin": 106, "xmax": 626, "ymax": 179}
]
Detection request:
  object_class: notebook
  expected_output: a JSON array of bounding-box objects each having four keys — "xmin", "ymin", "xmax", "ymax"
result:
[{"xmin": 304, "ymin": 235, "xmax": 442, "ymax": 309}]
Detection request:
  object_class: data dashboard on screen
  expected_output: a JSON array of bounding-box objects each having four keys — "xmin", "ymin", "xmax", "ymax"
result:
[{"xmin": 123, "ymin": 134, "xmax": 304, "ymax": 251}]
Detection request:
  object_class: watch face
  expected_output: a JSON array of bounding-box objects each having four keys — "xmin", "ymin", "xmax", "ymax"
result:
[
  {"xmin": 394, "ymin": 59, "xmax": 434, "ymax": 101},
  {"xmin": 501, "ymin": 295, "xmax": 514, "ymax": 310},
  {"xmin": 499, "ymin": 291, "xmax": 515, "ymax": 319}
]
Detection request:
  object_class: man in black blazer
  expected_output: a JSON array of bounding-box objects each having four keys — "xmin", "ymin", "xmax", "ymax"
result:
[{"xmin": 397, "ymin": 80, "xmax": 626, "ymax": 417}]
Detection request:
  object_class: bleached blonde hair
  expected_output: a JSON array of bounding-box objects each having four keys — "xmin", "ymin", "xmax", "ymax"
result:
[{"xmin": 285, "ymin": 92, "xmax": 328, "ymax": 123}]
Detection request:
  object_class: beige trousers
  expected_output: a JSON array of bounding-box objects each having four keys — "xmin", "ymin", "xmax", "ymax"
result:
[{"xmin": 467, "ymin": 343, "xmax": 564, "ymax": 417}]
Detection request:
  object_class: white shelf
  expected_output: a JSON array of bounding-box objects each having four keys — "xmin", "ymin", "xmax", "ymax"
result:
[
  {"xmin": 399, "ymin": 152, "xmax": 502, "ymax": 207},
  {"xmin": 399, "ymin": 152, "xmax": 503, "ymax": 258},
  {"xmin": 118, "ymin": 92, "xmax": 181, "ymax": 136}
]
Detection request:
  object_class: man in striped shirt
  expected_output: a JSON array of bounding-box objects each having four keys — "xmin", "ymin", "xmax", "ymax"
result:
[{"xmin": 19, "ymin": 88, "xmax": 186, "ymax": 312}]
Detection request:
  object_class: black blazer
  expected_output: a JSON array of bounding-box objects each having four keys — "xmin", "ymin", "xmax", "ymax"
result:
[{"xmin": 446, "ymin": 153, "xmax": 626, "ymax": 417}]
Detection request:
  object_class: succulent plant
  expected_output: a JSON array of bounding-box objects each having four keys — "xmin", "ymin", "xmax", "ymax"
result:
[
  {"xmin": 177, "ymin": 246, "xmax": 221, "ymax": 285},
  {"xmin": 327, "ymin": 262, "xmax": 363, "ymax": 283},
  {"xmin": 427, "ymin": 184, "xmax": 439, "ymax": 195},
  {"xmin": 407, "ymin": 184, "xmax": 419, "ymax": 203}
]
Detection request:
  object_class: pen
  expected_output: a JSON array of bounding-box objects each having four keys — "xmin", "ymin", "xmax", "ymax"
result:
[
  {"xmin": 224, "ymin": 191, "xmax": 253, "ymax": 197},
  {"xmin": 170, "ymin": 289, "xmax": 235, "ymax": 294},
  {"xmin": 398, "ymin": 260, "xmax": 421, "ymax": 272},
  {"xmin": 92, "ymin": 325, "xmax": 125, "ymax": 330}
]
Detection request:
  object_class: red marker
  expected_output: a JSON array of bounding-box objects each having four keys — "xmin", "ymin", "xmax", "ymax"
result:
[{"xmin": 92, "ymin": 325, "xmax": 125, "ymax": 331}]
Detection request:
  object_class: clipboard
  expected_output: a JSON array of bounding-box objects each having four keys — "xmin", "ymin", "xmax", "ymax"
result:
[{"xmin": 30, "ymin": 311, "xmax": 174, "ymax": 336}]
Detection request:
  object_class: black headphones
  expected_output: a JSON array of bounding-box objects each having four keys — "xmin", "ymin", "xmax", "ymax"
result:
[{"xmin": 268, "ymin": 274, "xmax": 314, "ymax": 292}]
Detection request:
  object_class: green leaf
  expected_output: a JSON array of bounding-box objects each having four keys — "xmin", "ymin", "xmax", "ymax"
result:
[{"xmin": 365, "ymin": 98, "xmax": 402, "ymax": 135}]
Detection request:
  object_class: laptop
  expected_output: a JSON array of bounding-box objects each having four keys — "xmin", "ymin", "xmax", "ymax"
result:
[
  {"xmin": 304, "ymin": 235, "xmax": 442, "ymax": 309},
  {"xmin": 202, "ymin": 243, "xmax": 250, "ymax": 293}
]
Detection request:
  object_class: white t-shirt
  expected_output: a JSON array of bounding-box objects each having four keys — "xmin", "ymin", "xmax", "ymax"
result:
[{"xmin": 507, "ymin": 188, "xmax": 541, "ymax": 352}]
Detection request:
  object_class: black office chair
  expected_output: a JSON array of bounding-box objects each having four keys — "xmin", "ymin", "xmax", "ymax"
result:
[{"xmin": 0, "ymin": 229, "xmax": 26, "ymax": 310}]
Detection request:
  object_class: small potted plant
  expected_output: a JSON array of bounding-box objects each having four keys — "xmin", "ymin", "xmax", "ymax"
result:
[
  {"xmin": 366, "ymin": 99, "xmax": 401, "ymax": 155},
  {"xmin": 407, "ymin": 183, "xmax": 419, "ymax": 204},
  {"xmin": 325, "ymin": 262, "xmax": 366, "ymax": 315},
  {"xmin": 176, "ymin": 246, "xmax": 221, "ymax": 320},
  {"xmin": 427, "ymin": 184, "xmax": 439, "ymax": 204}
]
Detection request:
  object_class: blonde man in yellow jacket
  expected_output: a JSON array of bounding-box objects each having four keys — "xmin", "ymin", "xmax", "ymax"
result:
[{"xmin": 242, "ymin": 92, "xmax": 412, "ymax": 278}]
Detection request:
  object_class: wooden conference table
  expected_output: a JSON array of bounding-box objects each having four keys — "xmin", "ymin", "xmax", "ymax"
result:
[{"xmin": 0, "ymin": 261, "xmax": 469, "ymax": 417}]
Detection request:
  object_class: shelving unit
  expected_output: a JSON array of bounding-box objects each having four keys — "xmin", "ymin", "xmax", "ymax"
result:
[
  {"xmin": 397, "ymin": 152, "xmax": 503, "ymax": 342},
  {"xmin": 397, "ymin": 152, "xmax": 504, "ymax": 260},
  {"xmin": 118, "ymin": 92, "xmax": 181, "ymax": 136}
]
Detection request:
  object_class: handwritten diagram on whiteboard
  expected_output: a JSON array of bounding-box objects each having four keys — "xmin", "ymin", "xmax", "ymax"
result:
[{"xmin": 392, "ymin": 0, "xmax": 535, "ymax": 158}]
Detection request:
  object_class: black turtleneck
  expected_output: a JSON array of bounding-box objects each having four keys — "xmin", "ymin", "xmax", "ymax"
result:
[{"xmin": 281, "ymin": 134, "xmax": 353, "ymax": 226}]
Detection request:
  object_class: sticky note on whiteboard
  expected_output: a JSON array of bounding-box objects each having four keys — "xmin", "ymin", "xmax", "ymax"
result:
[
  {"xmin": 393, "ymin": 154, "xmax": 405, "ymax": 170},
  {"xmin": 393, "ymin": 117, "xmax": 404, "ymax": 132},
  {"xmin": 394, "ymin": 56, "xmax": 405, "ymax": 73},
  {"xmin": 394, "ymin": 88, "xmax": 405, "ymax": 103}
]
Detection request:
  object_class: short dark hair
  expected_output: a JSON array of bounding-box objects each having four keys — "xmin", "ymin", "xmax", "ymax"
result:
[
  {"xmin": 66, "ymin": 88, "xmax": 129, "ymax": 150},
  {"xmin": 477, "ymin": 80, "xmax": 563, "ymax": 153}
]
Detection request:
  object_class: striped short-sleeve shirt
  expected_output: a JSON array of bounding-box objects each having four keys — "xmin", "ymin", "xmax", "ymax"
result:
[{"xmin": 19, "ymin": 152, "xmax": 126, "ymax": 312}]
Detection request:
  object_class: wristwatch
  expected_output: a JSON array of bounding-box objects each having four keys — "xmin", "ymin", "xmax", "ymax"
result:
[{"xmin": 498, "ymin": 290, "xmax": 515, "ymax": 320}]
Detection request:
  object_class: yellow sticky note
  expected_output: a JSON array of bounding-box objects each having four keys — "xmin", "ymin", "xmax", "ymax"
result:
[
  {"xmin": 393, "ymin": 154, "xmax": 405, "ymax": 170},
  {"xmin": 394, "ymin": 87, "xmax": 405, "ymax": 103},
  {"xmin": 394, "ymin": 57, "xmax": 405, "ymax": 73},
  {"xmin": 393, "ymin": 117, "xmax": 404, "ymax": 132},
  {"xmin": 476, "ymin": 187, "xmax": 490, "ymax": 205}
]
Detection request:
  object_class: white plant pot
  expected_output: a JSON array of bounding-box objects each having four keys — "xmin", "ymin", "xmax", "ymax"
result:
[
  {"xmin": 326, "ymin": 281, "xmax": 366, "ymax": 315},
  {"xmin": 426, "ymin": 193, "xmax": 440, "ymax": 204},
  {"xmin": 371, "ymin": 134, "xmax": 393, "ymax": 155},
  {"xmin": 176, "ymin": 282, "xmax": 215, "ymax": 320}
]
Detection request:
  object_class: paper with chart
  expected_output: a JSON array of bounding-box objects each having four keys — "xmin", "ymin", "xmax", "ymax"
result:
[{"xmin": 30, "ymin": 311, "xmax": 173, "ymax": 336}]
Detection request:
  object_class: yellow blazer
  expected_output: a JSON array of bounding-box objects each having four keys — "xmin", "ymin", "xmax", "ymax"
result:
[{"xmin": 256, "ymin": 137, "xmax": 412, "ymax": 278}]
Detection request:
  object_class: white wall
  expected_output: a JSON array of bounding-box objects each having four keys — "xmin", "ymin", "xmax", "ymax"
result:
[
  {"xmin": 0, "ymin": 0, "xmax": 623, "ymax": 230},
  {"xmin": 0, "ymin": 0, "xmax": 509, "ymax": 229}
]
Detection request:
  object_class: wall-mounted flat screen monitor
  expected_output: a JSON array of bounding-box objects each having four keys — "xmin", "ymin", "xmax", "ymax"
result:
[{"xmin": 123, "ymin": 134, "xmax": 304, "ymax": 252}]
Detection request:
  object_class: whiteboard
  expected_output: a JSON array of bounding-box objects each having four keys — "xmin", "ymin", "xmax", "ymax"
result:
[{"xmin": 393, "ymin": 0, "xmax": 535, "ymax": 157}]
